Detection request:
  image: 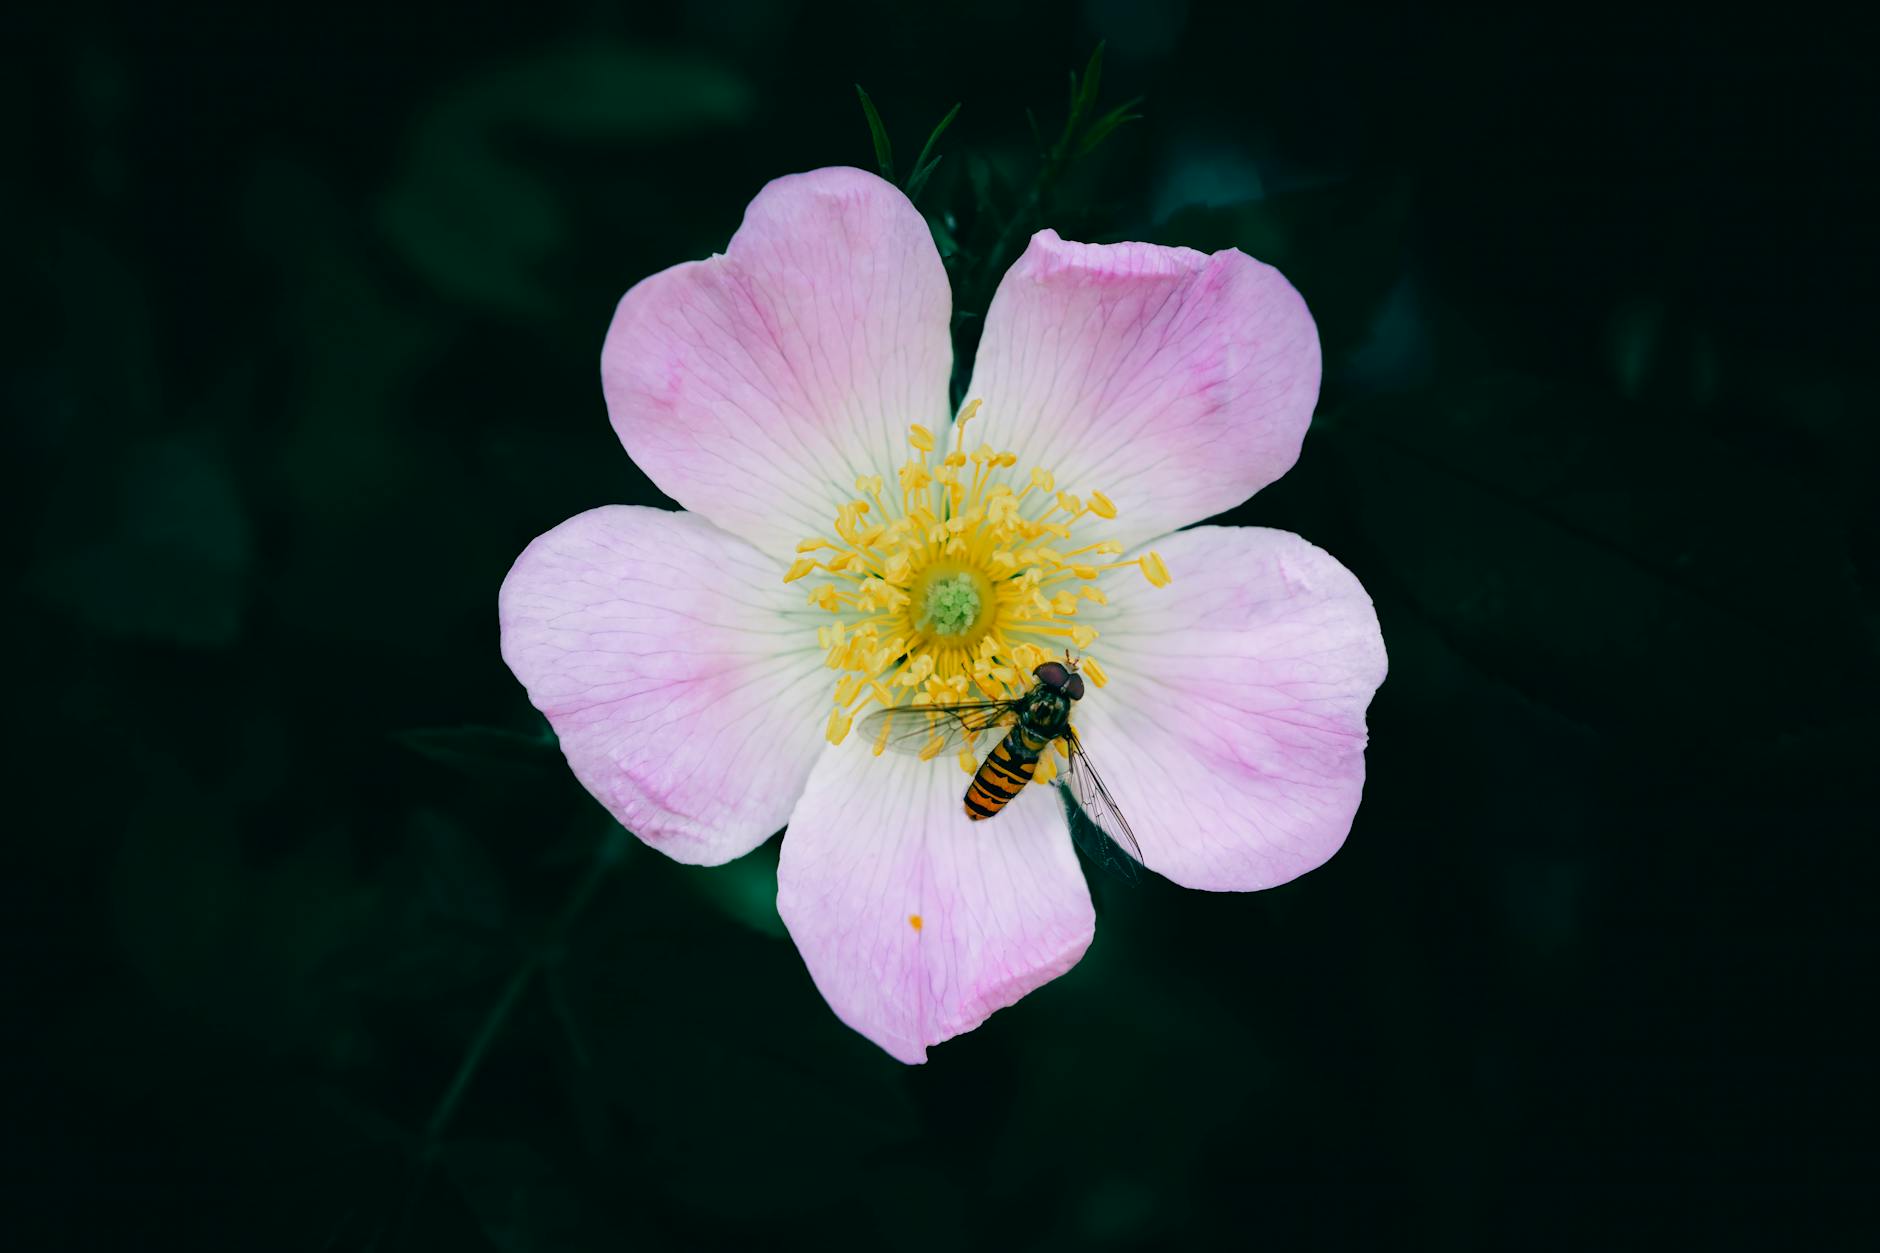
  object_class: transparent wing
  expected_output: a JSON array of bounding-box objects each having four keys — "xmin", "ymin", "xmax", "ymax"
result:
[
  {"xmin": 1057, "ymin": 728, "xmax": 1143, "ymax": 882},
  {"xmin": 857, "ymin": 700, "xmax": 1022, "ymax": 759}
]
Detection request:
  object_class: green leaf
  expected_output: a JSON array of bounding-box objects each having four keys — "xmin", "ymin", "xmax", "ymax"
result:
[
  {"xmin": 1076, "ymin": 95, "xmax": 1144, "ymax": 156},
  {"xmin": 1056, "ymin": 71, "xmax": 1080, "ymax": 151},
  {"xmin": 675, "ymin": 839, "xmax": 786, "ymax": 938},
  {"xmin": 911, "ymin": 102, "xmax": 960, "ymax": 175},
  {"xmin": 395, "ymin": 723, "xmax": 558, "ymax": 780},
  {"xmin": 854, "ymin": 83, "xmax": 894, "ymax": 180},
  {"xmin": 342, "ymin": 811, "xmax": 514, "ymax": 999},
  {"xmin": 927, "ymin": 213, "xmax": 960, "ymax": 258},
  {"xmin": 904, "ymin": 154, "xmax": 943, "ymax": 204},
  {"xmin": 904, "ymin": 101, "xmax": 960, "ymax": 203},
  {"xmin": 1076, "ymin": 41, "xmax": 1106, "ymax": 124}
]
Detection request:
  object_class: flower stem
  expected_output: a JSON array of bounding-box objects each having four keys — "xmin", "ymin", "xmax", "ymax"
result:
[
  {"xmin": 373, "ymin": 826, "xmax": 628, "ymax": 1250},
  {"xmin": 420, "ymin": 830, "xmax": 623, "ymax": 1154},
  {"xmin": 419, "ymin": 962, "xmax": 534, "ymax": 1154}
]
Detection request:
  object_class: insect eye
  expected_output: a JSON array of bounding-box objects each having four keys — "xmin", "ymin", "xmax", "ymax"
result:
[
  {"xmin": 1064, "ymin": 673, "xmax": 1085, "ymax": 701},
  {"xmin": 1033, "ymin": 661, "xmax": 1068, "ymax": 689}
]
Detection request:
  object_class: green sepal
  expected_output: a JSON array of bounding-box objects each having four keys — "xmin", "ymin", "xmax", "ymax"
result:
[{"xmin": 854, "ymin": 83, "xmax": 894, "ymax": 180}]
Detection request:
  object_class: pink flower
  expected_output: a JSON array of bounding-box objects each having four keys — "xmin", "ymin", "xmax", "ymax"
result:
[{"xmin": 499, "ymin": 167, "xmax": 1386, "ymax": 1063}]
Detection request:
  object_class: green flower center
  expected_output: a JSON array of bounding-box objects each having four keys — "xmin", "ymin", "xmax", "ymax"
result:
[{"xmin": 920, "ymin": 573, "xmax": 982, "ymax": 636}]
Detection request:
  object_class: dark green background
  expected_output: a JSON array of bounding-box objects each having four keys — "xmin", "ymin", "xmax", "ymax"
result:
[{"xmin": 10, "ymin": 3, "xmax": 1875, "ymax": 1249}]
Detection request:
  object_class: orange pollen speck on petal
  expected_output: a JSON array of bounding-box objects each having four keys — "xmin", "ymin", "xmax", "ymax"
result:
[
  {"xmin": 908, "ymin": 914, "xmax": 923, "ymax": 931},
  {"xmin": 789, "ymin": 398, "xmax": 1171, "ymax": 745}
]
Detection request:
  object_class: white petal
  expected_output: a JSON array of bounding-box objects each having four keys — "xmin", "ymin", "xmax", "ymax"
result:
[
  {"xmin": 602, "ymin": 168, "xmax": 954, "ymax": 560},
  {"xmin": 778, "ymin": 739, "xmax": 1095, "ymax": 1063},
  {"xmin": 964, "ymin": 231, "xmax": 1320, "ymax": 549},
  {"xmin": 1075, "ymin": 526, "xmax": 1386, "ymax": 890},
  {"xmin": 499, "ymin": 506, "xmax": 827, "ymax": 865}
]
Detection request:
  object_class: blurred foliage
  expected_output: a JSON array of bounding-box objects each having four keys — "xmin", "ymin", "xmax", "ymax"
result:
[
  {"xmin": 7, "ymin": 3, "xmax": 1875, "ymax": 1250},
  {"xmin": 382, "ymin": 43, "xmax": 753, "ymax": 317}
]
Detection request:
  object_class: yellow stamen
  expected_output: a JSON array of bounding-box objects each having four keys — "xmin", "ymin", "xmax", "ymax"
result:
[
  {"xmin": 1141, "ymin": 550, "xmax": 1171, "ymax": 587},
  {"xmin": 788, "ymin": 400, "xmax": 1169, "ymax": 743},
  {"xmin": 951, "ymin": 398, "xmax": 982, "ymax": 448}
]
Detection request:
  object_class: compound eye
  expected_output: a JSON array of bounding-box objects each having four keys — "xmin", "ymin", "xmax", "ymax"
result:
[
  {"xmin": 1064, "ymin": 673, "xmax": 1086, "ymax": 701},
  {"xmin": 1033, "ymin": 661, "xmax": 1068, "ymax": 689}
]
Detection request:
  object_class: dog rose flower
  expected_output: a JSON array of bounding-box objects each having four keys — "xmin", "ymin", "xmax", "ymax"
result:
[{"xmin": 499, "ymin": 167, "xmax": 1385, "ymax": 1062}]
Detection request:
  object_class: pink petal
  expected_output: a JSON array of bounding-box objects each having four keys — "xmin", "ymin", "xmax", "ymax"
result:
[
  {"xmin": 1074, "ymin": 526, "xmax": 1386, "ymax": 891},
  {"xmin": 602, "ymin": 167, "xmax": 954, "ymax": 560},
  {"xmin": 499, "ymin": 506, "xmax": 827, "ymax": 865},
  {"xmin": 777, "ymin": 741, "xmax": 1095, "ymax": 1064},
  {"xmin": 964, "ymin": 231, "xmax": 1321, "ymax": 549}
]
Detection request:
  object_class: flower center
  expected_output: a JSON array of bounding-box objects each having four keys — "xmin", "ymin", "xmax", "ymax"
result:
[
  {"xmin": 783, "ymin": 399, "xmax": 1170, "ymax": 749},
  {"xmin": 914, "ymin": 565, "xmax": 990, "ymax": 640}
]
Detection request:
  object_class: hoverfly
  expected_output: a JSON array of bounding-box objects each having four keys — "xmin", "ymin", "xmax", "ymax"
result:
[{"xmin": 860, "ymin": 654, "xmax": 1142, "ymax": 878}]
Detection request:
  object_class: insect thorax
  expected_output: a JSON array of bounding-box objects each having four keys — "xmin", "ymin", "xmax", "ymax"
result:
[{"xmin": 1020, "ymin": 689, "xmax": 1072, "ymax": 741}]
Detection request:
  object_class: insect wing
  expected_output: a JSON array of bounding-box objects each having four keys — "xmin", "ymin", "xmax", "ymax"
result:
[
  {"xmin": 857, "ymin": 699, "xmax": 1021, "ymax": 759},
  {"xmin": 1058, "ymin": 730, "xmax": 1144, "ymax": 880}
]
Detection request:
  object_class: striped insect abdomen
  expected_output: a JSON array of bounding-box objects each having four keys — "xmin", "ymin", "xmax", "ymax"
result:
[{"xmin": 963, "ymin": 726, "xmax": 1048, "ymax": 821}]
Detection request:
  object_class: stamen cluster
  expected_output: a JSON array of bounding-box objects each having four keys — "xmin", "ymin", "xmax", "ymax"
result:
[{"xmin": 786, "ymin": 400, "xmax": 1169, "ymax": 750}]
